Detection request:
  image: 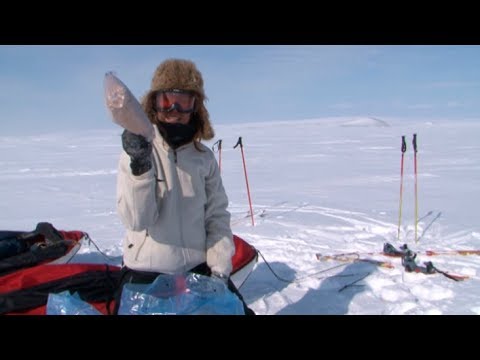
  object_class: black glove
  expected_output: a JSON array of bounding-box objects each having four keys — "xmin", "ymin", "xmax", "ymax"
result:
[{"xmin": 121, "ymin": 130, "xmax": 153, "ymax": 176}]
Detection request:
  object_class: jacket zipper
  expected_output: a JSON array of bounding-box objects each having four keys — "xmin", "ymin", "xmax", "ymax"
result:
[
  {"xmin": 173, "ymin": 148, "xmax": 186, "ymax": 270},
  {"xmin": 134, "ymin": 229, "xmax": 149, "ymax": 261}
]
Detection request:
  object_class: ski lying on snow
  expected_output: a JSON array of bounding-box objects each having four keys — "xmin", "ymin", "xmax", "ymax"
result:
[
  {"xmin": 316, "ymin": 243, "xmax": 470, "ymax": 281},
  {"xmin": 424, "ymin": 249, "xmax": 480, "ymax": 256},
  {"xmin": 384, "ymin": 243, "xmax": 480, "ymax": 258},
  {"xmin": 315, "ymin": 253, "xmax": 394, "ymax": 269},
  {"xmin": 316, "ymin": 243, "xmax": 480, "ymax": 260}
]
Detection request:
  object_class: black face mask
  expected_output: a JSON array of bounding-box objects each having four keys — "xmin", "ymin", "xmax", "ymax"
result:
[{"xmin": 157, "ymin": 122, "xmax": 196, "ymax": 149}]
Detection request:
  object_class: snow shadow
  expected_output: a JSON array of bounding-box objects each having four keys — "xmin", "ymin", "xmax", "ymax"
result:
[
  {"xmin": 240, "ymin": 261, "xmax": 296, "ymax": 306},
  {"xmin": 276, "ymin": 262, "xmax": 375, "ymax": 315},
  {"xmin": 70, "ymin": 251, "xmax": 122, "ymax": 266}
]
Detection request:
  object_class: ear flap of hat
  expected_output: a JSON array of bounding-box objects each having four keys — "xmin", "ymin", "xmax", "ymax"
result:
[{"xmin": 192, "ymin": 102, "xmax": 214, "ymax": 141}]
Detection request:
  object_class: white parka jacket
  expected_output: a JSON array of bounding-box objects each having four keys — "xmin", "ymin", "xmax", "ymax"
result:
[{"xmin": 116, "ymin": 126, "xmax": 234, "ymax": 277}]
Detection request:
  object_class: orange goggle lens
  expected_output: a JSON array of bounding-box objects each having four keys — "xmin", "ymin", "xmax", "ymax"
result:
[{"xmin": 156, "ymin": 91, "xmax": 195, "ymax": 113}]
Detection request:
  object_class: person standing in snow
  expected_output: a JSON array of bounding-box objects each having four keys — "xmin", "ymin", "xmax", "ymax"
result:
[{"xmin": 114, "ymin": 58, "xmax": 254, "ymax": 315}]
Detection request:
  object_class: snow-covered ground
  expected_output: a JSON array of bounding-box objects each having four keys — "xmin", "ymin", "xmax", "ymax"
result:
[{"xmin": 1, "ymin": 116, "xmax": 479, "ymax": 314}]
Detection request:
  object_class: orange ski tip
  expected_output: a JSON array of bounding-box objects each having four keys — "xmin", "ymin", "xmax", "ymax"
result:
[
  {"xmin": 458, "ymin": 250, "xmax": 480, "ymax": 256},
  {"xmin": 452, "ymin": 274, "xmax": 470, "ymax": 281},
  {"xmin": 381, "ymin": 263, "xmax": 395, "ymax": 269}
]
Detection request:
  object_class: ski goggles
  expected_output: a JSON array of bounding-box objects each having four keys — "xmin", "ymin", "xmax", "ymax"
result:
[{"xmin": 155, "ymin": 90, "xmax": 196, "ymax": 114}]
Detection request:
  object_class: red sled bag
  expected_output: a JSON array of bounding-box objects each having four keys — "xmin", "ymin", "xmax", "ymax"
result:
[{"xmin": 0, "ymin": 263, "xmax": 121, "ymax": 315}]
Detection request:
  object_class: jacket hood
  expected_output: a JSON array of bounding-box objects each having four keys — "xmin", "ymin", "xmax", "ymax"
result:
[{"xmin": 141, "ymin": 58, "xmax": 214, "ymax": 141}]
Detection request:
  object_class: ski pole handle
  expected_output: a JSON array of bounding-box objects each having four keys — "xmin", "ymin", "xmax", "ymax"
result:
[
  {"xmin": 234, "ymin": 136, "xmax": 243, "ymax": 149},
  {"xmin": 212, "ymin": 139, "xmax": 222, "ymax": 152}
]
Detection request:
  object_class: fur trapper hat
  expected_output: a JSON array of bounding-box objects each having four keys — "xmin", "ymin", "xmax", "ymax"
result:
[{"xmin": 141, "ymin": 58, "xmax": 214, "ymax": 140}]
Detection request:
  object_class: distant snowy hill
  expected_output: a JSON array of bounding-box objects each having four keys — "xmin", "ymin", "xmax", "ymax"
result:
[{"xmin": 340, "ymin": 117, "xmax": 390, "ymax": 127}]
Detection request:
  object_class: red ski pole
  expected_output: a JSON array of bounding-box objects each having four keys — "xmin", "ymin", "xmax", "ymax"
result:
[
  {"xmin": 397, "ymin": 135, "xmax": 407, "ymax": 240},
  {"xmin": 212, "ymin": 139, "xmax": 222, "ymax": 174},
  {"xmin": 412, "ymin": 133, "xmax": 418, "ymax": 243},
  {"xmin": 234, "ymin": 137, "xmax": 255, "ymax": 226}
]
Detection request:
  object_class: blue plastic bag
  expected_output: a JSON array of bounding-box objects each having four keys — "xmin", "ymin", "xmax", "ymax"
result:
[
  {"xmin": 118, "ymin": 274, "xmax": 188, "ymax": 315},
  {"xmin": 118, "ymin": 273, "xmax": 244, "ymax": 315},
  {"xmin": 184, "ymin": 273, "xmax": 245, "ymax": 315},
  {"xmin": 46, "ymin": 290, "xmax": 102, "ymax": 315}
]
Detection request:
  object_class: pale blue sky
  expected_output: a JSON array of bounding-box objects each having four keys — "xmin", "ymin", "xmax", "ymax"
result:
[{"xmin": 1, "ymin": 45, "xmax": 479, "ymax": 135}]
